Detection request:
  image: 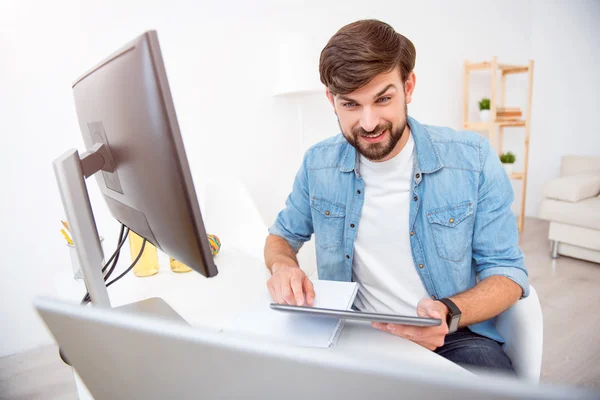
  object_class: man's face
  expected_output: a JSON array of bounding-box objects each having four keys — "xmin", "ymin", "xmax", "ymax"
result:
[{"xmin": 326, "ymin": 68, "xmax": 415, "ymax": 162}]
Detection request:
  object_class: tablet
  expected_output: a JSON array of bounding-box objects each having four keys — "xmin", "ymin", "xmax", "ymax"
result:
[{"xmin": 270, "ymin": 304, "xmax": 442, "ymax": 327}]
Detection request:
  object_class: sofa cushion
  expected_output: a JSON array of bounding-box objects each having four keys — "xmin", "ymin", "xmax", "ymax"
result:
[
  {"xmin": 539, "ymin": 196, "xmax": 600, "ymax": 230},
  {"xmin": 544, "ymin": 174, "xmax": 600, "ymax": 202}
]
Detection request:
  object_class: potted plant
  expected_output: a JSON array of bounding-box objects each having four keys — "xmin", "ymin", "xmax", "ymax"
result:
[
  {"xmin": 499, "ymin": 152, "xmax": 516, "ymax": 176},
  {"xmin": 479, "ymin": 98, "xmax": 490, "ymax": 121}
]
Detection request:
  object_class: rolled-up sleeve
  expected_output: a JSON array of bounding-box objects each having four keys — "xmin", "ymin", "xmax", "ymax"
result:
[
  {"xmin": 268, "ymin": 153, "xmax": 313, "ymax": 253},
  {"xmin": 472, "ymin": 138, "xmax": 530, "ymax": 298}
]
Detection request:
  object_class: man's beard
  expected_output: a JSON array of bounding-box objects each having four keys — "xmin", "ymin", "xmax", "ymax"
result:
[{"xmin": 339, "ymin": 104, "xmax": 408, "ymax": 161}]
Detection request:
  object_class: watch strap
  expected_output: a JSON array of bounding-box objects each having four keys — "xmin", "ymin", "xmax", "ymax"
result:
[
  {"xmin": 437, "ymin": 297, "xmax": 461, "ymax": 316},
  {"xmin": 436, "ymin": 298, "xmax": 461, "ymax": 333}
]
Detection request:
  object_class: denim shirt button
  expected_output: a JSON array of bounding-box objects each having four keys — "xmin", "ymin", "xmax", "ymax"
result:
[
  {"xmin": 431, "ymin": 295, "xmax": 437, "ymax": 299},
  {"xmin": 419, "ymin": 264, "xmax": 424, "ymax": 269},
  {"xmin": 346, "ymin": 255, "xmax": 350, "ymax": 259},
  {"xmin": 410, "ymin": 231, "xmax": 415, "ymax": 236}
]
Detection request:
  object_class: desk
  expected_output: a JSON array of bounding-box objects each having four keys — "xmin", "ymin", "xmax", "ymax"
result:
[{"xmin": 52, "ymin": 246, "xmax": 469, "ymax": 398}]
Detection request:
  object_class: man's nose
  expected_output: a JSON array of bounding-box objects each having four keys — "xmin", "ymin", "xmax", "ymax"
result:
[{"xmin": 360, "ymin": 109, "xmax": 380, "ymax": 133}]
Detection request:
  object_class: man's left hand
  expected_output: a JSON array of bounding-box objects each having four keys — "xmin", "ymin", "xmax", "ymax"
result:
[{"xmin": 371, "ymin": 298, "xmax": 450, "ymax": 351}]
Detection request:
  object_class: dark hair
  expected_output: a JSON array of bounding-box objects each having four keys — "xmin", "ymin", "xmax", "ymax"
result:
[{"xmin": 319, "ymin": 19, "xmax": 416, "ymax": 95}]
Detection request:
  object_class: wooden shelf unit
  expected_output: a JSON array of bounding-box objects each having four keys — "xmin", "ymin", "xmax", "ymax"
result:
[{"xmin": 463, "ymin": 57, "xmax": 534, "ymax": 232}]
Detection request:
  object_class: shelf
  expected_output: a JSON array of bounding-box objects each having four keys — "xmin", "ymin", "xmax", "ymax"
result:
[
  {"xmin": 463, "ymin": 57, "xmax": 534, "ymax": 233},
  {"xmin": 465, "ymin": 119, "xmax": 526, "ymax": 130},
  {"xmin": 465, "ymin": 61, "xmax": 529, "ymax": 74},
  {"xmin": 496, "ymin": 119, "xmax": 526, "ymax": 127}
]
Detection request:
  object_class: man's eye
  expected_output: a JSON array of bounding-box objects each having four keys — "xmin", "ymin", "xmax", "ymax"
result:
[
  {"xmin": 377, "ymin": 97, "xmax": 391, "ymax": 103},
  {"xmin": 343, "ymin": 102, "xmax": 357, "ymax": 108}
]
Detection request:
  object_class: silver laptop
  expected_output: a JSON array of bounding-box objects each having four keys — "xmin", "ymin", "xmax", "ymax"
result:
[{"xmin": 34, "ymin": 296, "xmax": 597, "ymax": 400}]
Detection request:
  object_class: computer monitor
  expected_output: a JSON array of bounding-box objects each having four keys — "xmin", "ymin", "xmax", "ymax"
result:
[
  {"xmin": 35, "ymin": 296, "xmax": 598, "ymax": 400},
  {"xmin": 53, "ymin": 31, "xmax": 217, "ymax": 307}
]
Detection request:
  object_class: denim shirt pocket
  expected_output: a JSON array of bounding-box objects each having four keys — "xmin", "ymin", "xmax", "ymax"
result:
[
  {"xmin": 427, "ymin": 201, "xmax": 474, "ymax": 262},
  {"xmin": 310, "ymin": 197, "xmax": 346, "ymax": 248}
]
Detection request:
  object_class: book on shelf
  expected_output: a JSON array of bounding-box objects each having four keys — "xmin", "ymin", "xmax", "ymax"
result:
[
  {"xmin": 497, "ymin": 111, "xmax": 522, "ymax": 118},
  {"xmin": 497, "ymin": 115, "xmax": 522, "ymax": 119}
]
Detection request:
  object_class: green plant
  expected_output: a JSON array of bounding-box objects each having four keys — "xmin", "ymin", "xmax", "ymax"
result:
[
  {"xmin": 478, "ymin": 98, "xmax": 490, "ymax": 110},
  {"xmin": 500, "ymin": 152, "xmax": 516, "ymax": 164}
]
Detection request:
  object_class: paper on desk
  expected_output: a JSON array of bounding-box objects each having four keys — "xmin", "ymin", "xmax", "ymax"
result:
[{"xmin": 223, "ymin": 279, "xmax": 359, "ymax": 349}]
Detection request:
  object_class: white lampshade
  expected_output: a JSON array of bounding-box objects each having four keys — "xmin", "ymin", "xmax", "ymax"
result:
[{"xmin": 273, "ymin": 34, "xmax": 325, "ymax": 96}]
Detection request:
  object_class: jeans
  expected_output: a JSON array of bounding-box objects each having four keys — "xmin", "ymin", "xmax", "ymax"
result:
[{"xmin": 434, "ymin": 328, "xmax": 516, "ymax": 375}]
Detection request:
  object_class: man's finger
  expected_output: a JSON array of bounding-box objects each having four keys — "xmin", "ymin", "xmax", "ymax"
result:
[
  {"xmin": 282, "ymin": 284, "xmax": 296, "ymax": 305},
  {"xmin": 416, "ymin": 305, "xmax": 429, "ymax": 318},
  {"xmin": 392, "ymin": 324, "xmax": 427, "ymax": 340},
  {"xmin": 267, "ymin": 281, "xmax": 276, "ymax": 302},
  {"xmin": 290, "ymin": 275, "xmax": 304, "ymax": 306},
  {"xmin": 303, "ymin": 278, "xmax": 315, "ymax": 306},
  {"xmin": 272, "ymin": 279, "xmax": 285, "ymax": 304},
  {"xmin": 371, "ymin": 322, "xmax": 385, "ymax": 330}
]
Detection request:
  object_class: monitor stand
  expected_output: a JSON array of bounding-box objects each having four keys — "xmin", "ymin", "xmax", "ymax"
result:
[
  {"xmin": 54, "ymin": 144, "xmax": 185, "ymax": 316},
  {"xmin": 54, "ymin": 144, "xmax": 112, "ymax": 307},
  {"xmin": 54, "ymin": 144, "xmax": 188, "ymax": 399}
]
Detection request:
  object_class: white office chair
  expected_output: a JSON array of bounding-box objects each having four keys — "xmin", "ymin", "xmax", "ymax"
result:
[
  {"xmin": 495, "ymin": 285, "xmax": 544, "ymax": 383},
  {"xmin": 201, "ymin": 178, "xmax": 319, "ymax": 277},
  {"xmin": 201, "ymin": 178, "xmax": 269, "ymax": 262}
]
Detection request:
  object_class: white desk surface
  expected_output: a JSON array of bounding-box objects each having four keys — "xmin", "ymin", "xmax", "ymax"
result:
[{"xmin": 52, "ymin": 245, "xmax": 469, "ymax": 376}]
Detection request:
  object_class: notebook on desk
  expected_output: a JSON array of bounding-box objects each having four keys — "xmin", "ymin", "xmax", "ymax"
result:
[{"xmin": 223, "ymin": 279, "xmax": 359, "ymax": 348}]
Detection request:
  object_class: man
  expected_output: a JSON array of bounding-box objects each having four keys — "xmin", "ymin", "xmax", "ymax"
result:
[{"xmin": 264, "ymin": 19, "xmax": 528, "ymax": 374}]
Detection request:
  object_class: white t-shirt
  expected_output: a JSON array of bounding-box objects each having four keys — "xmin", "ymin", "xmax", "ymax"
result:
[{"xmin": 352, "ymin": 133, "xmax": 429, "ymax": 316}]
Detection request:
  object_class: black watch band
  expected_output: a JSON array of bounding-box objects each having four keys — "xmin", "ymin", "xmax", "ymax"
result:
[{"xmin": 436, "ymin": 298, "xmax": 462, "ymax": 334}]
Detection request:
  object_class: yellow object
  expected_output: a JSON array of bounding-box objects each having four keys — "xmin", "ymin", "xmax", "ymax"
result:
[
  {"xmin": 169, "ymin": 257, "xmax": 192, "ymax": 273},
  {"xmin": 61, "ymin": 220, "xmax": 70, "ymax": 232},
  {"xmin": 129, "ymin": 231, "xmax": 159, "ymax": 277},
  {"xmin": 207, "ymin": 234, "xmax": 221, "ymax": 256},
  {"xmin": 169, "ymin": 234, "xmax": 221, "ymax": 273},
  {"xmin": 60, "ymin": 229, "xmax": 73, "ymax": 245}
]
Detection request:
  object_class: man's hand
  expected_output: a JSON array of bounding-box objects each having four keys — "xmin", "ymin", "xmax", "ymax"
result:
[
  {"xmin": 371, "ymin": 298, "xmax": 449, "ymax": 350},
  {"xmin": 267, "ymin": 264, "xmax": 315, "ymax": 306}
]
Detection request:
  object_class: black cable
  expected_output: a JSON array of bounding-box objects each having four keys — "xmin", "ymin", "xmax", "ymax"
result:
[
  {"xmin": 102, "ymin": 225, "xmax": 129, "ymax": 275},
  {"xmin": 105, "ymin": 238, "xmax": 146, "ymax": 288},
  {"xmin": 81, "ymin": 235, "xmax": 147, "ymax": 305},
  {"xmin": 81, "ymin": 224, "xmax": 129, "ymax": 304},
  {"xmin": 103, "ymin": 226, "xmax": 129, "ymax": 280}
]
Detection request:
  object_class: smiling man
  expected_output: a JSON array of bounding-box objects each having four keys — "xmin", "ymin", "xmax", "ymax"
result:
[{"xmin": 264, "ymin": 19, "xmax": 529, "ymax": 374}]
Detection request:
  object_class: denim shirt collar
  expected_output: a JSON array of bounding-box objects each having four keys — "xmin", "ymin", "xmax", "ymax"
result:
[{"xmin": 338, "ymin": 115, "xmax": 444, "ymax": 175}]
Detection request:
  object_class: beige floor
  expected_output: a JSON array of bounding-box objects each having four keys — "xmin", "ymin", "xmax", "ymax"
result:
[{"xmin": 1, "ymin": 218, "xmax": 599, "ymax": 399}]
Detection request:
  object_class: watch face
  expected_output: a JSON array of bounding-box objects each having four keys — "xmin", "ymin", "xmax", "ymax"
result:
[{"xmin": 449, "ymin": 317, "xmax": 459, "ymax": 333}]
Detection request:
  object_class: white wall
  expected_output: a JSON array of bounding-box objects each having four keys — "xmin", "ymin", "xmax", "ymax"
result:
[
  {"xmin": 527, "ymin": 0, "xmax": 600, "ymax": 215},
  {"xmin": 0, "ymin": 0, "xmax": 598, "ymax": 357}
]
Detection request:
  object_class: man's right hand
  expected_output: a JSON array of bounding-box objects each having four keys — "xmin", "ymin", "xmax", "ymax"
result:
[{"xmin": 267, "ymin": 264, "xmax": 315, "ymax": 306}]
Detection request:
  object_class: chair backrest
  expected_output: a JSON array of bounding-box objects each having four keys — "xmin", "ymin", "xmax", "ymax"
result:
[
  {"xmin": 201, "ymin": 178, "xmax": 269, "ymax": 261},
  {"xmin": 495, "ymin": 285, "xmax": 543, "ymax": 383}
]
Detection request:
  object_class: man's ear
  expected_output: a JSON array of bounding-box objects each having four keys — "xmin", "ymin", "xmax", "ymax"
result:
[
  {"xmin": 404, "ymin": 71, "xmax": 416, "ymax": 104},
  {"xmin": 325, "ymin": 88, "xmax": 335, "ymax": 108}
]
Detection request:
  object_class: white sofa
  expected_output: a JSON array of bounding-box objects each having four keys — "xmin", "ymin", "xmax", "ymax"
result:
[{"xmin": 539, "ymin": 155, "xmax": 600, "ymax": 263}]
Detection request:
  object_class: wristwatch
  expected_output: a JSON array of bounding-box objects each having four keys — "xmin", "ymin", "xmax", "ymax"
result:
[{"xmin": 436, "ymin": 298, "xmax": 462, "ymax": 334}]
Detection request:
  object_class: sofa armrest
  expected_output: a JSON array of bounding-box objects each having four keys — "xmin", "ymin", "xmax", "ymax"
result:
[{"xmin": 544, "ymin": 174, "xmax": 600, "ymax": 202}]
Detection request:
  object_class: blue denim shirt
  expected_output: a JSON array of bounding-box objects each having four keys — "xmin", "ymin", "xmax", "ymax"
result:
[{"xmin": 269, "ymin": 116, "xmax": 529, "ymax": 343}]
